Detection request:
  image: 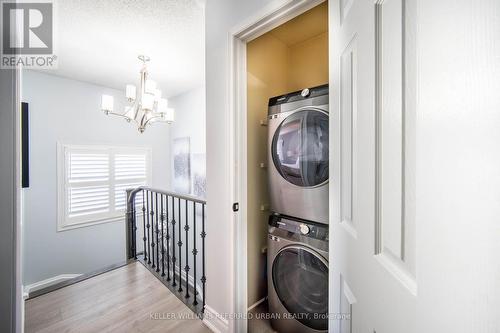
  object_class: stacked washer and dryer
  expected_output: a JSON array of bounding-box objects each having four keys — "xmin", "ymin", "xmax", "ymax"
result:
[{"xmin": 267, "ymin": 84, "xmax": 329, "ymax": 333}]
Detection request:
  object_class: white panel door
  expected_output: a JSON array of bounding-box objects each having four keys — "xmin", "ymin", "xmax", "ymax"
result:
[{"xmin": 330, "ymin": 0, "xmax": 417, "ymax": 332}]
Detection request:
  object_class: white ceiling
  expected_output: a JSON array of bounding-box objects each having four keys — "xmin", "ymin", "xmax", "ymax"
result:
[{"xmin": 40, "ymin": 0, "xmax": 205, "ymax": 98}]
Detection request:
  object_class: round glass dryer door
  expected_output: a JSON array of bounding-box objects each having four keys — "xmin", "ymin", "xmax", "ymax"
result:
[
  {"xmin": 272, "ymin": 109, "xmax": 329, "ymax": 187},
  {"xmin": 272, "ymin": 246, "xmax": 329, "ymax": 331}
]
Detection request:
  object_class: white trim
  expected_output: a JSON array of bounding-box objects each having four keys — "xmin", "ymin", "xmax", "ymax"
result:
[
  {"xmin": 203, "ymin": 305, "xmax": 229, "ymax": 333},
  {"xmin": 23, "ymin": 274, "xmax": 82, "ymax": 296},
  {"xmin": 228, "ymin": 32, "xmax": 248, "ymax": 333},
  {"xmin": 57, "ymin": 216, "xmax": 125, "ymax": 231},
  {"xmin": 56, "ymin": 143, "xmax": 152, "ymax": 232},
  {"xmin": 229, "ymin": 0, "xmax": 325, "ymax": 42},
  {"xmin": 15, "ymin": 66, "xmax": 24, "ymax": 333},
  {"xmin": 329, "ymin": 2, "xmax": 339, "ymax": 332},
  {"xmin": 374, "ymin": 251, "xmax": 418, "ymax": 296},
  {"xmin": 247, "ymin": 297, "xmax": 267, "ymax": 312},
  {"xmin": 228, "ymin": 1, "xmax": 325, "ymax": 332}
]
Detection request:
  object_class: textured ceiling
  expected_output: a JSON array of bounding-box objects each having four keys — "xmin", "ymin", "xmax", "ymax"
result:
[
  {"xmin": 269, "ymin": 1, "xmax": 328, "ymax": 46},
  {"xmin": 38, "ymin": 0, "xmax": 204, "ymax": 98}
]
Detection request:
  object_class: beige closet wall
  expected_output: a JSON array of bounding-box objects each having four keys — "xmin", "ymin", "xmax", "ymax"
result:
[
  {"xmin": 246, "ymin": 1, "xmax": 328, "ymax": 307},
  {"xmin": 247, "ymin": 33, "xmax": 288, "ymax": 306},
  {"xmin": 287, "ymin": 32, "xmax": 329, "ymax": 91}
]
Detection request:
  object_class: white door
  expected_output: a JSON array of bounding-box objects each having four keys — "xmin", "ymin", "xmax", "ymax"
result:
[{"xmin": 330, "ymin": 0, "xmax": 417, "ymax": 332}]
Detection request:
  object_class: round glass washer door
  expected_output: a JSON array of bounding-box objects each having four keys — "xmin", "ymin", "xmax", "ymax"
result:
[
  {"xmin": 272, "ymin": 245, "xmax": 329, "ymax": 331},
  {"xmin": 272, "ymin": 109, "xmax": 329, "ymax": 187}
]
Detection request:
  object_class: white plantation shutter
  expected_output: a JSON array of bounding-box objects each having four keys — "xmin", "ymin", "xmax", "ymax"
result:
[
  {"xmin": 58, "ymin": 144, "xmax": 151, "ymax": 231},
  {"xmin": 115, "ymin": 154, "xmax": 148, "ymax": 180},
  {"xmin": 68, "ymin": 152, "xmax": 109, "ymax": 182},
  {"xmin": 114, "ymin": 182, "xmax": 145, "ymax": 211},
  {"xmin": 114, "ymin": 153, "xmax": 148, "ymax": 210},
  {"xmin": 67, "ymin": 150, "xmax": 110, "ymax": 219},
  {"xmin": 68, "ymin": 185, "xmax": 110, "ymax": 218}
]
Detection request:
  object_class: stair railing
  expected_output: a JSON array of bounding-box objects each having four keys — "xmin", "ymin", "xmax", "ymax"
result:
[{"xmin": 126, "ymin": 186, "xmax": 206, "ymax": 314}]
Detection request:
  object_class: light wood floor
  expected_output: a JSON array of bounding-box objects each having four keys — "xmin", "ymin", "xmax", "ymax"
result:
[
  {"xmin": 25, "ymin": 262, "xmax": 211, "ymax": 333},
  {"xmin": 248, "ymin": 301, "xmax": 276, "ymax": 333}
]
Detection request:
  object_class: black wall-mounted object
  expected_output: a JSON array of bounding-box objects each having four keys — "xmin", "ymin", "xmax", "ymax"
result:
[{"xmin": 21, "ymin": 102, "xmax": 29, "ymax": 188}]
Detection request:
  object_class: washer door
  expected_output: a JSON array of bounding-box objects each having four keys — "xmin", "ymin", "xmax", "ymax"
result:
[
  {"xmin": 272, "ymin": 109, "xmax": 329, "ymax": 187},
  {"xmin": 272, "ymin": 245, "xmax": 329, "ymax": 331}
]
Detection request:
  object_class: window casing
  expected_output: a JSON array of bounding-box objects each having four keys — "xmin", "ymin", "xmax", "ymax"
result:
[{"xmin": 57, "ymin": 144, "xmax": 151, "ymax": 231}]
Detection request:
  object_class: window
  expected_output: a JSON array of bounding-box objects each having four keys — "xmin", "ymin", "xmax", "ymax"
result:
[{"xmin": 57, "ymin": 144, "xmax": 151, "ymax": 231}]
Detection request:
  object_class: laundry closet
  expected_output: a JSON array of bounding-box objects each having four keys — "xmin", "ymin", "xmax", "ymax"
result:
[{"xmin": 246, "ymin": 2, "xmax": 329, "ymax": 332}]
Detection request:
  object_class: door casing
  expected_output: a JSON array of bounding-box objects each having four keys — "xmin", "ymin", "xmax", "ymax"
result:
[{"xmin": 227, "ymin": 0, "xmax": 327, "ymax": 332}]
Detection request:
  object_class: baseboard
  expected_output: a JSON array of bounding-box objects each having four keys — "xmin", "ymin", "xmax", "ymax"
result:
[
  {"xmin": 24, "ymin": 260, "xmax": 130, "ymax": 300},
  {"xmin": 247, "ymin": 296, "xmax": 267, "ymax": 312},
  {"xmin": 24, "ymin": 274, "xmax": 81, "ymax": 296},
  {"xmin": 202, "ymin": 305, "xmax": 229, "ymax": 333}
]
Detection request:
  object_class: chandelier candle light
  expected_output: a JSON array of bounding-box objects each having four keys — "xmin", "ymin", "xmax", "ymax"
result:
[{"xmin": 101, "ymin": 55, "xmax": 174, "ymax": 133}]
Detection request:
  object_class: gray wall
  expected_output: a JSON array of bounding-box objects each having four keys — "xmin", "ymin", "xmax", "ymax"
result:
[
  {"xmin": 169, "ymin": 86, "xmax": 206, "ymax": 154},
  {"xmin": 0, "ymin": 67, "xmax": 20, "ymax": 333},
  {"xmin": 205, "ymin": 0, "xmax": 276, "ymax": 323},
  {"xmin": 22, "ymin": 71, "xmax": 171, "ymax": 286},
  {"xmin": 169, "ymin": 85, "xmax": 206, "ymax": 179}
]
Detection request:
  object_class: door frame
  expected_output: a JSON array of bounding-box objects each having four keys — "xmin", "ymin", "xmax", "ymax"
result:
[
  {"xmin": 227, "ymin": 0, "xmax": 327, "ymax": 332},
  {"xmin": 1, "ymin": 65, "xmax": 23, "ymax": 332}
]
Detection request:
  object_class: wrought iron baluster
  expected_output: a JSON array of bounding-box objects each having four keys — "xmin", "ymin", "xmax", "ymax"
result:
[
  {"xmin": 150, "ymin": 191, "xmax": 155, "ymax": 269},
  {"xmin": 192, "ymin": 201, "xmax": 198, "ymax": 306},
  {"xmin": 142, "ymin": 190, "xmax": 147, "ymax": 261},
  {"xmin": 171, "ymin": 195, "xmax": 177, "ymax": 287},
  {"xmin": 184, "ymin": 199, "xmax": 190, "ymax": 299},
  {"xmin": 201, "ymin": 203, "xmax": 206, "ymax": 312},
  {"xmin": 166, "ymin": 195, "xmax": 171, "ymax": 281},
  {"xmin": 155, "ymin": 193, "xmax": 160, "ymax": 272},
  {"xmin": 161, "ymin": 193, "xmax": 165, "ymax": 277},
  {"xmin": 178, "ymin": 197, "xmax": 183, "ymax": 293},
  {"xmin": 133, "ymin": 197, "xmax": 137, "ymax": 259},
  {"xmin": 146, "ymin": 191, "xmax": 151, "ymax": 265}
]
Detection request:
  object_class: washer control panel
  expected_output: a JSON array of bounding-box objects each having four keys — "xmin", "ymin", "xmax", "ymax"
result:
[
  {"xmin": 299, "ymin": 223, "xmax": 310, "ymax": 235},
  {"xmin": 269, "ymin": 214, "xmax": 328, "ymax": 241},
  {"xmin": 268, "ymin": 84, "xmax": 328, "ymax": 108}
]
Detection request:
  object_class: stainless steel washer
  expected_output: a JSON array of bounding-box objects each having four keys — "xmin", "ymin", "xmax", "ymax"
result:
[
  {"xmin": 267, "ymin": 214, "xmax": 329, "ymax": 333},
  {"xmin": 268, "ymin": 84, "xmax": 329, "ymax": 224}
]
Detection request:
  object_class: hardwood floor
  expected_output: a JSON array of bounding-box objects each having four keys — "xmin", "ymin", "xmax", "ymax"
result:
[
  {"xmin": 248, "ymin": 301, "xmax": 276, "ymax": 333},
  {"xmin": 25, "ymin": 262, "xmax": 211, "ymax": 333}
]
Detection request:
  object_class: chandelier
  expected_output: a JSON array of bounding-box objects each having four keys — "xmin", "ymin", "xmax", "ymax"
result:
[{"xmin": 100, "ymin": 55, "xmax": 174, "ymax": 133}]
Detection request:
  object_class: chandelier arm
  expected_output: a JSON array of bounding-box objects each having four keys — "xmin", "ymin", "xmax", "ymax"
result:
[
  {"xmin": 149, "ymin": 116, "xmax": 170, "ymax": 123},
  {"xmin": 142, "ymin": 114, "xmax": 163, "ymax": 127},
  {"xmin": 130, "ymin": 99, "xmax": 140, "ymax": 120},
  {"xmin": 106, "ymin": 111, "xmax": 129, "ymax": 119},
  {"xmin": 139, "ymin": 111, "xmax": 148, "ymax": 128}
]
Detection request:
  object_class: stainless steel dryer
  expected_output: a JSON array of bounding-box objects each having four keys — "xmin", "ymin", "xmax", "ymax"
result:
[
  {"xmin": 267, "ymin": 214, "xmax": 329, "ymax": 333},
  {"xmin": 268, "ymin": 84, "xmax": 329, "ymax": 224}
]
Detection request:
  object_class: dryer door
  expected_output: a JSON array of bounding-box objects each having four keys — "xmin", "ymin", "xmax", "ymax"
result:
[
  {"xmin": 272, "ymin": 245, "xmax": 329, "ymax": 331},
  {"xmin": 272, "ymin": 109, "xmax": 329, "ymax": 187}
]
